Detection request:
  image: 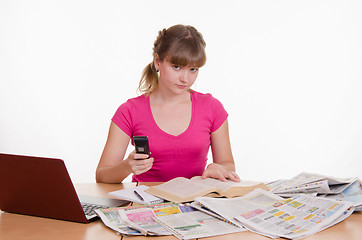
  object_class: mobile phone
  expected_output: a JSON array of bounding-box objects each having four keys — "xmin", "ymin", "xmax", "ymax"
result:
[{"xmin": 133, "ymin": 136, "xmax": 150, "ymax": 156}]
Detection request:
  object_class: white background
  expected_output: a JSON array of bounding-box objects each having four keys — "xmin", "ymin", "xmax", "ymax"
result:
[{"xmin": 1, "ymin": 0, "xmax": 361, "ymax": 183}]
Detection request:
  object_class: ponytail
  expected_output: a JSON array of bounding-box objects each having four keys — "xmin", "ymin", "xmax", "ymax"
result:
[
  {"xmin": 138, "ymin": 28, "xmax": 164, "ymax": 95},
  {"xmin": 138, "ymin": 62, "xmax": 158, "ymax": 95}
]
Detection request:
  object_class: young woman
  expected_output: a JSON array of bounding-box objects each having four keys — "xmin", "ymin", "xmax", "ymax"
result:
[{"xmin": 96, "ymin": 24, "xmax": 240, "ymax": 183}]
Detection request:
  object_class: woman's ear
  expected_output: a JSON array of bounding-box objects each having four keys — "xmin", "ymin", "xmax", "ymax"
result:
[{"xmin": 153, "ymin": 53, "xmax": 160, "ymax": 71}]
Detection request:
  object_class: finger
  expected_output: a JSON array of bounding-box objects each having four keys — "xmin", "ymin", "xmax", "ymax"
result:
[
  {"xmin": 217, "ymin": 173, "xmax": 227, "ymax": 182},
  {"xmin": 131, "ymin": 158, "xmax": 152, "ymax": 168},
  {"xmin": 201, "ymin": 171, "xmax": 209, "ymax": 179},
  {"xmin": 138, "ymin": 160, "xmax": 153, "ymax": 168},
  {"xmin": 233, "ymin": 172, "xmax": 241, "ymax": 181},
  {"xmin": 134, "ymin": 153, "xmax": 150, "ymax": 160},
  {"xmin": 227, "ymin": 174, "xmax": 239, "ymax": 182},
  {"xmin": 226, "ymin": 172, "xmax": 240, "ymax": 182},
  {"xmin": 131, "ymin": 158, "xmax": 152, "ymax": 169},
  {"xmin": 134, "ymin": 163, "xmax": 153, "ymax": 175}
]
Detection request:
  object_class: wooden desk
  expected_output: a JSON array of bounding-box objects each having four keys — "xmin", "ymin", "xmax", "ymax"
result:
[{"xmin": 1, "ymin": 183, "xmax": 361, "ymax": 240}]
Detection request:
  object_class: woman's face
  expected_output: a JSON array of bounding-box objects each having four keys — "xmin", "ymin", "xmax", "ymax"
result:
[{"xmin": 155, "ymin": 58, "xmax": 199, "ymax": 95}]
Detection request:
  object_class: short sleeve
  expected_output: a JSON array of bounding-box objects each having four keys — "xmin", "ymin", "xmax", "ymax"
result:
[
  {"xmin": 111, "ymin": 102, "xmax": 133, "ymax": 137},
  {"xmin": 210, "ymin": 96, "xmax": 228, "ymax": 132}
]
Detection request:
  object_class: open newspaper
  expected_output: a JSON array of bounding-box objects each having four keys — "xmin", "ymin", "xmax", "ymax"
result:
[
  {"xmin": 95, "ymin": 203, "xmax": 187, "ymax": 236},
  {"xmin": 152, "ymin": 189, "xmax": 282, "ymax": 240},
  {"xmin": 234, "ymin": 193, "xmax": 355, "ymax": 239},
  {"xmin": 270, "ymin": 172, "xmax": 359, "ymax": 196},
  {"xmin": 193, "ymin": 189, "xmax": 284, "ymax": 227},
  {"xmin": 118, "ymin": 204, "xmax": 196, "ymax": 235},
  {"xmin": 154, "ymin": 210, "xmax": 243, "ymax": 240},
  {"xmin": 268, "ymin": 172, "xmax": 362, "ymax": 210},
  {"xmin": 96, "ymin": 202, "xmax": 244, "ymax": 239},
  {"xmin": 322, "ymin": 180, "xmax": 362, "ymax": 211}
]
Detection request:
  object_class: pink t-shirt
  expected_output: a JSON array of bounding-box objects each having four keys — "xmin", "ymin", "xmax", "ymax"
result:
[{"xmin": 112, "ymin": 91, "xmax": 228, "ymax": 182}]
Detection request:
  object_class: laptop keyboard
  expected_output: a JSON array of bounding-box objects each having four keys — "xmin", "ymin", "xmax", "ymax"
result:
[{"xmin": 81, "ymin": 202, "xmax": 103, "ymax": 216}]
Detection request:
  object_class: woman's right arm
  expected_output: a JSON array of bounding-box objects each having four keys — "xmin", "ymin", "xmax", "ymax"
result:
[{"xmin": 95, "ymin": 122, "xmax": 153, "ymax": 183}]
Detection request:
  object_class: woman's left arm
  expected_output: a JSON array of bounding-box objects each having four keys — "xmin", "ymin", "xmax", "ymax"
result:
[{"xmin": 202, "ymin": 119, "xmax": 240, "ymax": 182}]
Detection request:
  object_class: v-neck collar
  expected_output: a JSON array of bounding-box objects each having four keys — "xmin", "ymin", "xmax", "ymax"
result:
[{"xmin": 145, "ymin": 92, "xmax": 195, "ymax": 138}]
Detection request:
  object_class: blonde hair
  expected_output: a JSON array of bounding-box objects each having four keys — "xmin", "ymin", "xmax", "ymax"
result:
[{"xmin": 138, "ymin": 24, "xmax": 206, "ymax": 95}]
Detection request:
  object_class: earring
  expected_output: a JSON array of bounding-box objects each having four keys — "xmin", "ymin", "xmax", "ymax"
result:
[{"xmin": 156, "ymin": 69, "xmax": 159, "ymax": 72}]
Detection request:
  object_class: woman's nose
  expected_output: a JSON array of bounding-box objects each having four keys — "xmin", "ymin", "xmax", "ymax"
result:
[{"xmin": 179, "ymin": 70, "xmax": 188, "ymax": 83}]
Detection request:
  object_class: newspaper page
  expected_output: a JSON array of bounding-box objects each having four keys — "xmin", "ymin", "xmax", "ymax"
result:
[
  {"xmin": 234, "ymin": 194, "xmax": 354, "ymax": 240},
  {"xmin": 95, "ymin": 203, "xmax": 184, "ymax": 236},
  {"xmin": 271, "ymin": 172, "xmax": 358, "ymax": 196},
  {"xmin": 266, "ymin": 179, "xmax": 287, "ymax": 190},
  {"xmin": 194, "ymin": 189, "xmax": 283, "ymax": 228},
  {"xmin": 96, "ymin": 207, "xmax": 143, "ymax": 235},
  {"xmin": 119, "ymin": 204, "xmax": 196, "ymax": 235},
  {"xmin": 323, "ymin": 180, "xmax": 362, "ymax": 211},
  {"xmin": 269, "ymin": 172, "xmax": 325, "ymax": 192},
  {"xmin": 187, "ymin": 202, "xmax": 230, "ymax": 221},
  {"xmin": 154, "ymin": 210, "xmax": 243, "ymax": 240}
]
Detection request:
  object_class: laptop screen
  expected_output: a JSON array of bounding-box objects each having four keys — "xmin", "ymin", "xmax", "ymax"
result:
[{"xmin": 0, "ymin": 153, "xmax": 128, "ymax": 223}]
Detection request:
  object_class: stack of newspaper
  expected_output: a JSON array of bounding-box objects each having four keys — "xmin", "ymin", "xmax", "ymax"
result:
[
  {"xmin": 268, "ymin": 172, "xmax": 362, "ymax": 211},
  {"xmin": 191, "ymin": 190, "xmax": 355, "ymax": 239},
  {"xmin": 95, "ymin": 173, "xmax": 360, "ymax": 239},
  {"xmin": 96, "ymin": 188, "xmax": 356, "ymax": 239},
  {"xmin": 96, "ymin": 203, "xmax": 191, "ymax": 236},
  {"xmin": 95, "ymin": 202, "xmax": 243, "ymax": 238}
]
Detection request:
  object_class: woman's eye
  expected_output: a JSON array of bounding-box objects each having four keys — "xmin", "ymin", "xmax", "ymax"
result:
[
  {"xmin": 173, "ymin": 65, "xmax": 181, "ymax": 70},
  {"xmin": 190, "ymin": 68, "xmax": 198, "ymax": 72}
]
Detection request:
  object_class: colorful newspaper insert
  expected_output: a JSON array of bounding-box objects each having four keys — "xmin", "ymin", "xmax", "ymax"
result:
[
  {"xmin": 155, "ymin": 211, "xmax": 243, "ymax": 240},
  {"xmin": 235, "ymin": 194, "xmax": 354, "ymax": 239},
  {"xmin": 119, "ymin": 204, "xmax": 196, "ymax": 236}
]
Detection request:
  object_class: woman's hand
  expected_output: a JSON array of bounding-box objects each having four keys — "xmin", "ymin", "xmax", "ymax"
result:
[
  {"xmin": 202, "ymin": 163, "xmax": 240, "ymax": 182},
  {"xmin": 125, "ymin": 150, "xmax": 154, "ymax": 175}
]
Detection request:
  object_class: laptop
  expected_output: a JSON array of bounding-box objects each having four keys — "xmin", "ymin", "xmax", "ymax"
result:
[{"xmin": 0, "ymin": 153, "xmax": 130, "ymax": 223}]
